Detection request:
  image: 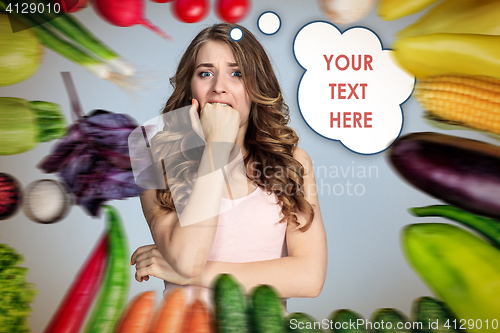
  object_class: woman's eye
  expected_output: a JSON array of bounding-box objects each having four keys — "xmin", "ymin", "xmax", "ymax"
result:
[
  {"xmin": 232, "ymin": 71, "xmax": 242, "ymax": 77},
  {"xmin": 199, "ymin": 71, "xmax": 212, "ymax": 78}
]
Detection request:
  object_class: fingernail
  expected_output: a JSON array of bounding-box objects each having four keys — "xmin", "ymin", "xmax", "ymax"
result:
[
  {"xmin": 130, "ymin": 261, "xmax": 133, "ymax": 265},
  {"xmin": 192, "ymin": 99, "xmax": 195, "ymax": 105}
]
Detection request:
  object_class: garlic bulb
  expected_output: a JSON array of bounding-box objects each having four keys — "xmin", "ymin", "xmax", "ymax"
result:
[{"xmin": 318, "ymin": 0, "xmax": 376, "ymax": 25}]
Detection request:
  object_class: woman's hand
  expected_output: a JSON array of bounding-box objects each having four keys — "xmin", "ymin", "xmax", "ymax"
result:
[
  {"xmin": 197, "ymin": 99, "xmax": 241, "ymax": 144},
  {"xmin": 131, "ymin": 244, "xmax": 192, "ymax": 285}
]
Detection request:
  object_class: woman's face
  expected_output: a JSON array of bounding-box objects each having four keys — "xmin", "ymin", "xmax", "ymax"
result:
[{"xmin": 190, "ymin": 40, "xmax": 252, "ymax": 129}]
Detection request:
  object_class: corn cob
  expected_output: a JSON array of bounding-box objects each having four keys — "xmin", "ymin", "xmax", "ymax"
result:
[{"xmin": 414, "ymin": 75, "xmax": 500, "ymax": 135}]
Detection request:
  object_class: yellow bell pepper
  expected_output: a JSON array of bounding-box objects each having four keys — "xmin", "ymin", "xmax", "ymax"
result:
[
  {"xmin": 392, "ymin": 33, "xmax": 500, "ymax": 79},
  {"xmin": 377, "ymin": 0, "xmax": 441, "ymax": 21},
  {"xmin": 398, "ymin": 0, "xmax": 500, "ymax": 38}
]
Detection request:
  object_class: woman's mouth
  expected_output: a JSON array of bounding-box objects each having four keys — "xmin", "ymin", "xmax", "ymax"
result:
[{"xmin": 209, "ymin": 102, "xmax": 232, "ymax": 107}]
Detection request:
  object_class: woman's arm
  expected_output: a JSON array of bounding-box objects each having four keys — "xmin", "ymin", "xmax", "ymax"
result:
[
  {"xmin": 142, "ymin": 100, "xmax": 241, "ymax": 279},
  {"xmin": 200, "ymin": 147, "xmax": 327, "ymax": 298},
  {"xmin": 133, "ymin": 147, "xmax": 328, "ymax": 298}
]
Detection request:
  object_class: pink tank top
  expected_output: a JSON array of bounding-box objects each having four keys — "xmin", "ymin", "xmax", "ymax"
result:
[{"xmin": 163, "ymin": 186, "xmax": 288, "ymax": 307}]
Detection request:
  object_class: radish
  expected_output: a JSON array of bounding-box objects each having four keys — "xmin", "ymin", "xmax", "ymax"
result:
[
  {"xmin": 54, "ymin": 0, "xmax": 90, "ymax": 13},
  {"xmin": 93, "ymin": 0, "xmax": 170, "ymax": 40}
]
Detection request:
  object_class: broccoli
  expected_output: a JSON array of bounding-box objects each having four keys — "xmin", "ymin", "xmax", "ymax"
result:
[{"xmin": 0, "ymin": 241, "xmax": 37, "ymax": 333}]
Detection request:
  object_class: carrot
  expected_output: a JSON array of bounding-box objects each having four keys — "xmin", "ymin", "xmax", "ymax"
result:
[
  {"xmin": 180, "ymin": 299, "xmax": 213, "ymax": 333},
  {"xmin": 148, "ymin": 288, "xmax": 186, "ymax": 333},
  {"xmin": 115, "ymin": 291, "xmax": 156, "ymax": 333}
]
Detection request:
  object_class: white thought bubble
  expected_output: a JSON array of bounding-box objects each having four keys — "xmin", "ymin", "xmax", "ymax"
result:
[{"xmin": 294, "ymin": 22, "xmax": 414, "ymax": 154}]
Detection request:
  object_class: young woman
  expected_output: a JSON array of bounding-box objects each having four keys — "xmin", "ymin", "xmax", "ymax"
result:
[{"xmin": 130, "ymin": 23, "xmax": 327, "ymax": 304}]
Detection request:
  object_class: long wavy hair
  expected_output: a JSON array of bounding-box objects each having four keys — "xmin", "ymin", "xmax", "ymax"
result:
[{"xmin": 150, "ymin": 23, "xmax": 314, "ymax": 231}]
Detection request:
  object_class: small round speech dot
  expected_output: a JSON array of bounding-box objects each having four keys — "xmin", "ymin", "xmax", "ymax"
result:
[
  {"xmin": 230, "ymin": 27, "xmax": 244, "ymax": 41},
  {"xmin": 258, "ymin": 12, "xmax": 281, "ymax": 35}
]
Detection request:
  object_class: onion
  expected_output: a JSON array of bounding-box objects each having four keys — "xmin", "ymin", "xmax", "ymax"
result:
[
  {"xmin": 318, "ymin": 0, "xmax": 376, "ymax": 25},
  {"xmin": 23, "ymin": 179, "xmax": 72, "ymax": 224}
]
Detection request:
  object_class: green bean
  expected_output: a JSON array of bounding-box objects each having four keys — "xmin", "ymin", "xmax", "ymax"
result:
[{"xmin": 409, "ymin": 205, "xmax": 500, "ymax": 249}]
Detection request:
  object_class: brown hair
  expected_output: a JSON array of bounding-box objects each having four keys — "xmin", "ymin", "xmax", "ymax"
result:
[{"xmin": 151, "ymin": 23, "xmax": 314, "ymax": 231}]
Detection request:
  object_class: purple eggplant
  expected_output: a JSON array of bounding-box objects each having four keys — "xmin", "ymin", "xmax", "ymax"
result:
[{"xmin": 389, "ymin": 132, "xmax": 500, "ymax": 219}]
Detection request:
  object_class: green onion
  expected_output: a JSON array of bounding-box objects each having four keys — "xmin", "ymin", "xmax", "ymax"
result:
[
  {"xmin": 34, "ymin": 0, "xmax": 135, "ymax": 76},
  {"xmin": 0, "ymin": 0, "xmax": 136, "ymax": 84}
]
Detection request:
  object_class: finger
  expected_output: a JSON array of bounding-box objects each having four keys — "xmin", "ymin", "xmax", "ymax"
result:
[
  {"xmin": 135, "ymin": 265, "xmax": 154, "ymax": 282},
  {"xmin": 135, "ymin": 256, "xmax": 155, "ymax": 270},
  {"xmin": 134, "ymin": 248, "xmax": 164, "ymax": 265},
  {"xmin": 131, "ymin": 244, "xmax": 155, "ymax": 265},
  {"xmin": 135, "ymin": 254, "xmax": 169, "ymax": 271},
  {"xmin": 189, "ymin": 99, "xmax": 205, "ymax": 142},
  {"xmin": 135, "ymin": 269, "xmax": 149, "ymax": 282},
  {"xmin": 130, "ymin": 244, "xmax": 156, "ymax": 264},
  {"xmin": 135, "ymin": 265, "xmax": 159, "ymax": 282}
]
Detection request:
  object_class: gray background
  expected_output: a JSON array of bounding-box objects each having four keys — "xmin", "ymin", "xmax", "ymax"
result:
[{"xmin": 0, "ymin": 1, "xmax": 495, "ymax": 331}]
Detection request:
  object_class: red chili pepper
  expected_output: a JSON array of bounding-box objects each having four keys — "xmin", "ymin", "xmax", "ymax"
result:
[{"xmin": 43, "ymin": 233, "xmax": 108, "ymax": 333}]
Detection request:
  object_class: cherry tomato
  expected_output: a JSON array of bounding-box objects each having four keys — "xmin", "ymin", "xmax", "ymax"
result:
[
  {"xmin": 53, "ymin": 0, "xmax": 89, "ymax": 13},
  {"xmin": 216, "ymin": 0, "xmax": 251, "ymax": 23},
  {"xmin": 172, "ymin": 0, "xmax": 209, "ymax": 23}
]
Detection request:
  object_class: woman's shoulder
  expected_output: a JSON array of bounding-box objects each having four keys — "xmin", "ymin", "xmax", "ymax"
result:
[{"xmin": 292, "ymin": 147, "xmax": 313, "ymax": 173}]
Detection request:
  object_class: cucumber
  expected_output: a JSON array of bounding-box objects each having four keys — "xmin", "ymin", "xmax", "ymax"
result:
[
  {"xmin": 411, "ymin": 297, "xmax": 463, "ymax": 333},
  {"xmin": 251, "ymin": 285, "xmax": 285, "ymax": 333},
  {"xmin": 329, "ymin": 309, "xmax": 368, "ymax": 333},
  {"xmin": 370, "ymin": 308, "xmax": 410, "ymax": 333},
  {"xmin": 213, "ymin": 274, "xmax": 249, "ymax": 333},
  {"xmin": 286, "ymin": 312, "xmax": 324, "ymax": 332}
]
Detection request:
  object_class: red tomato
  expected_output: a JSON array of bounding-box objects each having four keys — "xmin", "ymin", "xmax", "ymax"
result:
[
  {"xmin": 150, "ymin": 0, "xmax": 174, "ymax": 2},
  {"xmin": 53, "ymin": 0, "xmax": 89, "ymax": 13},
  {"xmin": 216, "ymin": 0, "xmax": 251, "ymax": 23},
  {"xmin": 171, "ymin": 0, "xmax": 209, "ymax": 23}
]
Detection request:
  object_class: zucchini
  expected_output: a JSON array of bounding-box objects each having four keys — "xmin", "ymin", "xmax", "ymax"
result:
[
  {"xmin": 370, "ymin": 308, "xmax": 410, "ymax": 333},
  {"xmin": 389, "ymin": 132, "xmax": 500, "ymax": 219},
  {"xmin": 0, "ymin": 97, "xmax": 66, "ymax": 155},
  {"xmin": 286, "ymin": 312, "xmax": 324, "ymax": 332},
  {"xmin": 402, "ymin": 223, "xmax": 500, "ymax": 333},
  {"xmin": 329, "ymin": 309, "xmax": 368, "ymax": 333},
  {"xmin": 411, "ymin": 297, "xmax": 463, "ymax": 333},
  {"xmin": 251, "ymin": 285, "xmax": 285, "ymax": 333},
  {"xmin": 213, "ymin": 274, "xmax": 249, "ymax": 333}
]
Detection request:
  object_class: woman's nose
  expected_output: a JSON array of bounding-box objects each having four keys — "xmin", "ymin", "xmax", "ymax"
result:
[{"xmin": 212, "ymin": 74, "xmax": 228, "ymax": 94}]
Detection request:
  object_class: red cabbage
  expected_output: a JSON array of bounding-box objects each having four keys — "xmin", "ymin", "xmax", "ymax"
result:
[{"xmin": 38, "ymin": 110, "xmax": 142, "ymax": 217}]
